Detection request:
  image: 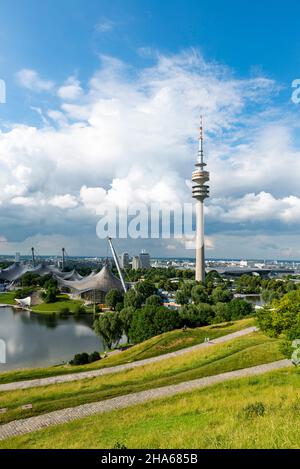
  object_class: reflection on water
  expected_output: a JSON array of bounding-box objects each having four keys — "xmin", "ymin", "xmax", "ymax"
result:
[{"xmin": 0, "ymin": 307, "xmax": 104, "ymax": 371}]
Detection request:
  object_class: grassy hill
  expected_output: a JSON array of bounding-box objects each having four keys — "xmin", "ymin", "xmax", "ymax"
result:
[
  {"xmin": 1, "ymin": 366, "xmax": 298, "ymax": 449},
  {"xmin": 0, "ymin": 330, "xmax": 283, "ymax": 426},
  {"xmin": 0, "ymin": 317, "xmax": 255, "ymax": 384}
]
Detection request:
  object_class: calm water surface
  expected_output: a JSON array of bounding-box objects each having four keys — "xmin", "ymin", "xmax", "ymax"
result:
[{"xmin": 0, "ymin": 306, "xmax": 104, "ymax": 371}]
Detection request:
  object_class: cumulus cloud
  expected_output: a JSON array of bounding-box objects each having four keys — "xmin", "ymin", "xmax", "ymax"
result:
[
  {"xmin": 15, "ymin": 69, "xmax": 54, "ymax": 92},
  {"xmin": 48, "ymin": 194, "xmax": 78, "ymax": 209},
  {"xmin": 1, "ymin": 50, "xmax": 299, "ymax": 256},
  {"xmin": 207, "ymin": 192, "xmax": 300, "ymax": 224},
  {"xmin": 57, "ymin": 76, "xmax": 83, "ymax": 100}
]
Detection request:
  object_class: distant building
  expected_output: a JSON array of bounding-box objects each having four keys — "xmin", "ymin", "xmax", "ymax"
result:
[
  {"xmin": 132, "ymin": 256, "xmax": 141, "ymax": 270},
  {"xmin": 139, "ymin": 251, "xmax": 150, "ymax": 269},
  {"xmin": 119, "ymin": 252, "xmax": 129, "ymax": 269},
  {"xmin": 15, "ymin": 252, "xmax": 20, "ymax": 263},
  {"xmin": 132, "ymin": 251, "xmax": 151, "ymax": 270}
]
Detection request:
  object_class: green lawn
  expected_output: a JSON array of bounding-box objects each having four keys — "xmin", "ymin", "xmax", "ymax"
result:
[
  {"xmin": 0, "ymin": 331, "xmax": 283, "ymax": 425},
  {"xmin": 2, "ymin": 366, "xmax": 299, "ymax": 449},
  {"xmin": 0, "ymin": 317, "xmax": 255, "ymax": 384},
  {"xmin": 0, "ymin": 291, "xmax": 17, "ymax": 305},
  {"xmin": 31, "ymin": 294, "xmax": 84, "ymax": 313}
]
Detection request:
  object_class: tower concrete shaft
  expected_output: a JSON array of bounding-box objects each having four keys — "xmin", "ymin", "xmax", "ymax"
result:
[{"xmin": 192, "ymin": 117, "xmax": 209, "ymax": 283}]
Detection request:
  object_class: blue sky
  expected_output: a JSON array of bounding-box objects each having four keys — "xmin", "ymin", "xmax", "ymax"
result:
[{"xmin": 1, "ymin": 0, "xmax": 300, "ymax": 259}]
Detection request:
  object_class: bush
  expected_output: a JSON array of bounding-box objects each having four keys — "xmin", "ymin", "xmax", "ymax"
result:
[
  {"xmin": 70, "ymin": 351, "xmax": 101, "ymax": 365},
  {"xmin": 242, "ymin": 402, "xmax": 265, "ymax": 419},
  {"xmin": 70, "ymin": 352, "xmax": 89, "ymax": 365},
  {"xmin": 88, "ymin": 351, "xmax": 101, "ymax": 363}
]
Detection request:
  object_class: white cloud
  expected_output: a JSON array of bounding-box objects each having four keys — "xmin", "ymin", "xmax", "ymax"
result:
[
  {"xmin": 15, "ymin": 69, "xmax": 54, "ymax": 92},
  {"xmin": 48, "ymin": 194, "xmax": 78, "ymax": 209},
  {"xmin": 1, "ymin": 50, "xmax": 299, "ymax": 256},
  {"xmin": 207, "ymin": 192, "xmax": 300, "ymax": 225},
  {"xmin": 57, "ymin": 76, "xmax": 83, "ymax": 100}
]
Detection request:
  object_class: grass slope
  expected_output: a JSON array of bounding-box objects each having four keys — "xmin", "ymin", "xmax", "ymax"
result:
[
  {"xmin": 0, "ymin": 292, "xmax": 16, "ymax": 305},
  {"xmin": 0, "ymin": 317, "xmax": 255, "ymax": 384},
  {"xmin": 2, "ymin": 367, "xmax": 299, "ymax": 449},
  {"xmin": 0, "ymin": 331, "xmax": 283, "ymax": 425}
]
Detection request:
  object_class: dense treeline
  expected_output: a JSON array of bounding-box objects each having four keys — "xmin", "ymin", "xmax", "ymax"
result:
[{"xmin": 94, "ymin": 271, "xmax": 254, "ymax": 348}]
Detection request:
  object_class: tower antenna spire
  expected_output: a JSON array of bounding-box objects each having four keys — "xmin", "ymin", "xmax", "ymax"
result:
[{"xmin": 197, "ymin": 115, "xmax": 206, "ymax": 167}]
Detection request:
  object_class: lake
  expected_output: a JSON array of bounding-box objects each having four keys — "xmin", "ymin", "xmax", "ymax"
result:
[{"xmin": 0, "ymin": 306, "xmax": 105, "ymax": 371}]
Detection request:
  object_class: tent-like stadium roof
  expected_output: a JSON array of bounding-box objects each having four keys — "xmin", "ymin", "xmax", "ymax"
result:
[
  {"xmin": 59, "ymin": 263, "xmax": 124, "ymax": 293},
  {"xmin": 0, "ymin": 263, "xmax": 82, "ymax": 283}
]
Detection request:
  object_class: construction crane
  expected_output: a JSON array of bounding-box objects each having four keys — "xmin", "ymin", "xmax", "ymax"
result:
[{"xmin": 107, "ymin": 237, "xmax": 127, "ymax": 293}]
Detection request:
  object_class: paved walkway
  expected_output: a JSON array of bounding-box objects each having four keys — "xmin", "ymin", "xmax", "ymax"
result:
[
  {"xmin": 0, "ymin": 326, "xmax": 258, "ymax": 392},
  {"xmin": 0, "ymin": 359, "xmax": 291, "ymax": 441}
]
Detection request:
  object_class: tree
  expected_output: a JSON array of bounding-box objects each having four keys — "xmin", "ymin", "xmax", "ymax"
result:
[
  {"xmin": 257, "ymin": 290, "xmax": 300, "ymax": 339},
  {"xmin": 119, "ymin": 307, "xmax": 134, "ymax": 339},
  {"xmin": 211, "ymin": 286, "xmax": 233, "ymax": 304},
  {"xmin": 226, "ymin": 298, "xmax": 254, "ymax": 320},
  {"xmin": 128, "ymin": 305, "xmax": 181, "ymax": 344},
  {"xmin": 42, "ymin": 285, "xmax": 59, "ymax": 303},
  {"xmin": 105, "ymin": 289, "xmax": 123, "ymax": 310},
  {"xmin": 145, "ymin": 294, "xmax": 162, "ymax": 306},
  {"xmin": 191, "ymin": 285, "xmax": 209, "ymax": 304},
  {"xmin": 212, "ymin": 302, "xmax": 231, "ymax": 323},
  {"xmin": 179, "ymin": 303, "xmax": 213, "ymax": 327},
  {"xmin": 235, "ymin": 274, "xmax": 261, "ymax": 294},
  {"xmin": 20, "ymin": 272, "xmax": 41, "ymax": 287},
  {"xmin": 153, "ymin": 307, "xmax": 181, "ymax": 334},
  {"xmin": 124, "ymin": 289, "xmax": 143, "ymax": 309},
  {"xmin": 135, "ymin": 281, "xmax": 157, "ymax": 300},
  {"xmin": 175, "ymin": 289, "xmax": 189, "ymax": 305},
  {"xmin": 94, "ymin": 312, "xmax": 123, "ymax": 349},
  {"xmin": 129, "ymin": 306, "xmax": 158, "ymax": 343}
]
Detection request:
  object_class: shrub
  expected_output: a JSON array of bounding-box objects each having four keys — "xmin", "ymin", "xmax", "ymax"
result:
[
  {"xmin": 88, "ymin": 351, "xmax": 101, "ymax": 363},
  {"xmin": 242, "ymin": 402, "xmax": 265, "ymax": 419},
  {"xmin": 70, "ymin": 352, "xmax": 89, "ymax": 365},
  {"xmin": 70, "ymin": 351, "xmax": 101, "ymax": 365}
]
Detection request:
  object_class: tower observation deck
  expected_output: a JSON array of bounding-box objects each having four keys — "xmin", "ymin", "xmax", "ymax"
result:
[{"xmin": 192, "ymin": 117, "xmax": 210, "ymax": 282}]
